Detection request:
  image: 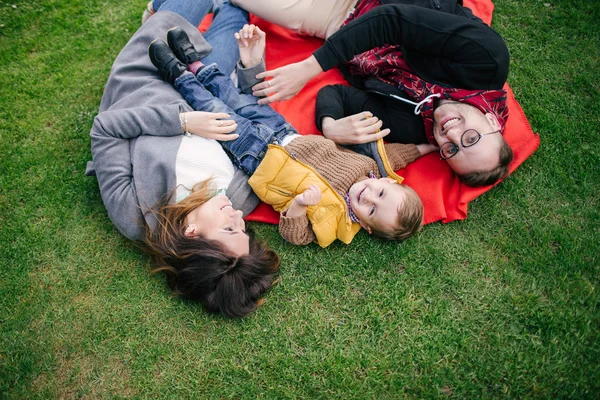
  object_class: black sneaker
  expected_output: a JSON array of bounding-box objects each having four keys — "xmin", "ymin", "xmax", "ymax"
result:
[
  {"xmin": 148, "ymin": 39, "xmax": 187, "ymax": 84},
  {"xmin": 167, "ymin": 26, "xmax": 203, "ymax": 65}
]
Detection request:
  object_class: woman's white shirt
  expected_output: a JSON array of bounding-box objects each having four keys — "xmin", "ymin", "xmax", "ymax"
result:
[{"xmin": 175, "ymin": 135, "xmax": 235, "ymax": 202}]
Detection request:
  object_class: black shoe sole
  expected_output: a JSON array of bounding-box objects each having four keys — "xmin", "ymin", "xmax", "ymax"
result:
[
  {"xmin": 167, "ymin": 26, "xmax": 202, "ymax": 65},
  {"xmin": 148, "ymin": 39, "xmax": 187, "ymax": 85}
]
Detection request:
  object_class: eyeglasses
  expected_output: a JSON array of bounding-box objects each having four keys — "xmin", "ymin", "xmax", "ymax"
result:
[{"xmin": 439, "ymin": 129, "xmax": 500, "ymax": 160}]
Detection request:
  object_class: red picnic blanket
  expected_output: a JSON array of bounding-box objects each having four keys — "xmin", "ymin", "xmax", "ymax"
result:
[{"xmin": 201, "ymin": 0, "xmax": 540, "ymax": 225}]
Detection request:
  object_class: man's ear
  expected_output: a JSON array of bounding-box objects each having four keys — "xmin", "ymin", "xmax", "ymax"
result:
[
  {"xmin": 485, "ymin": 113, "xmax": 501, "ymax": 131},
  {"xmin": 359, "ymin": 220, "xmax": 373, "ymax": 234}
]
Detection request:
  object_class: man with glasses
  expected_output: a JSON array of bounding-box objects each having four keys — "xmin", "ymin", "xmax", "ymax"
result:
[
  {"xmin": 251, "ymin": 0, "xmax": 514, "ymax": 187},
  {"xmin": 429, "ymin": 99, "xmax": 513, "ymax": 186}
]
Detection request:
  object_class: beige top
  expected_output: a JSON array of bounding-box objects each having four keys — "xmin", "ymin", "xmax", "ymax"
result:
[
  {"xmin": 175, "ymin": 135, "xmax": 234, "ymax": 202},
  {"xmin": 231, "ymin": 0, "xmax": 357, "ymax": 39}
]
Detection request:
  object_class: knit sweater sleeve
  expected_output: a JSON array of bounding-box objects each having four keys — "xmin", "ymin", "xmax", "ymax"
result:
[
  {"xmin": 278, "ymin": 212, "xmax": 317, "ymax": 246},
  {"xmin": 384, "ymin": 143, "xmax": 421, "ymax": 170}
]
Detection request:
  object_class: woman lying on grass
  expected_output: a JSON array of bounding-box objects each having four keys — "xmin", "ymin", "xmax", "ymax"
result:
[{"xmin": 87, "ymin": 0, "xmax": 279, "ymax": 318}]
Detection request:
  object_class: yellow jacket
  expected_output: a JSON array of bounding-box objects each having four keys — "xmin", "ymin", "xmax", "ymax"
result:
[{"xmin": 248, "ymin": 138, "xmax": 406, "ymax": 248}]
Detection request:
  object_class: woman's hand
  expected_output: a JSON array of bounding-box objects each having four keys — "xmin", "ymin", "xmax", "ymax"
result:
[
  {"xmin": 182, "ymin": 111, "xmax": 238, "ymax": 141},
  {"xmin": 252, "ymin": 55, "xmax": 323, "ymax": 104},
  {"xmin": 321, "ymin": 112, "xmax": 390, "ymax": 145},
  {"xmin": 234, "ymin": 24, "xmax": 266, "ymax": 69}
]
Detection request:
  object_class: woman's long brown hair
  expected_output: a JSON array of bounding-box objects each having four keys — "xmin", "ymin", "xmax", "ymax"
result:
[{"xmin": 144, "ymin": 179, "xmax": 280, "ymax": 318}]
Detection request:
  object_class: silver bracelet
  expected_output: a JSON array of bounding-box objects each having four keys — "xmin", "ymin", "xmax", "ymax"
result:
[{"xmin": 179, "ymin": 112, "xmax": 191, "ymax": 137}]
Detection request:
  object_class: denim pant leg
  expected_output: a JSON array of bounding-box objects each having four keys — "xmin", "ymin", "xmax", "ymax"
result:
[
  {"xmin": 196, "ymin": 64, "xmax": 295, "ymax": 135},
  {"xmin": 154, "ymin": 0, "xmax": 248, "ymax": 76},
  {"xmin": 202, "ymin": 2, "xmax": 249, "ymax": 76},
  {"xmin": 153, "ymin": 0, "xmax": 213, "ymax": 27},
  {"xmin": 175, "ymin": 72, "xmax": 275, "ymax": 176}
]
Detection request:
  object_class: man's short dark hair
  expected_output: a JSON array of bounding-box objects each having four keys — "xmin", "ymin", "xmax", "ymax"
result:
[{"xmin": 457, "ymin": 138, "xmax": 514, "ymax": 187}]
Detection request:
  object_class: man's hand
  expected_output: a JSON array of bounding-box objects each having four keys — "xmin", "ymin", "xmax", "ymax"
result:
[
  {"xmin": 321, "ymin": 112, "xmax": 390, "ymax": 145},
  {"xmin": 252, "ymin": 55, "xmax": 323, "ymax": 104},
  {"xmin": 235, "ymin": 24, "xmax": 266, "ymax": 69}
]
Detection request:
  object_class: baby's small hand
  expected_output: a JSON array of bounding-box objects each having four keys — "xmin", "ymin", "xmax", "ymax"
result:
[
  {"xmin": 294, "ymin": 184, "xmax": 322, "ymax": 207},
  {"xmin": 234, "ymin": 24, "xmax": 266, "ymax": 68}
]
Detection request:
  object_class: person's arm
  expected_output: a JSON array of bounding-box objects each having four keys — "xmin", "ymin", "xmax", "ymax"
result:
[
  {"xmin": 279, "ymin": 213, "xmax": 317, "ymax": 246},
  {"xmin": 235, "ymin": 24, "xmax": 268, "ymax": 94},
  {"xmin": 89, "ymin": 105, "xmax": 183, "ymax": 240},
  {"xmin": 383, "ymin": 143, "xmax": 424, "ymax": 170},
  {"xmin": 313, "ymin": 4, "xmax": 508, "ymax": 89},
  {"xmin": 93, "ymin": 104, "xmax": 184, "ymax": 139},
  {"xmin": 237, "ymin": 60, "xmax": 266, "ymax": 95},
  {"xmin": 278, "ymin": 184, "xmax": 322, "ymax": 246},
  {"xmin": 252, "ymin": 55, "xmax": 323, "ymax": 104},
  {"xmin": 251, "ymin": 4, "xmax": 508, "ymax": 103},
  {"xmin": 316, "ymin": 84, "xmax": 390, "ymax": 145},
  {"xmin": 95, "ymin": 105, "xmax": 239, "ymax": 141}
]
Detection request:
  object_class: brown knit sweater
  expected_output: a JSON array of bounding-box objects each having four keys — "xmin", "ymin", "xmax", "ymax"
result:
[{"xmin": 279, "ymin": 135, "xmax": 421, "ymax": 245}]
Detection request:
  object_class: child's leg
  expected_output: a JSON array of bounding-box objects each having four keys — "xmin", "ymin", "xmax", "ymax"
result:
[
  {"xmin": 175, "ymin": 72, "xmax": 274, "ymax": 176},
  {"xmin": 155, "ymin": 0, "xmax": 248, "ymax": 76},
  {"xmin": 153, "ymin": 0, "xmax": 212, "ymax": 27},
  {"xmin": 195, "ymin": 63, "xmax": 293, "ymax": 133},
  {"xmin": 201, "ymin": 2, "xmax": 249, "ymax": 76}
]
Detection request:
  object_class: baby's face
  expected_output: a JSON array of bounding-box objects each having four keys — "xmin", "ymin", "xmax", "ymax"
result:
[{"xmin": 348, "ymin": 178, "xmax": 405, "ymax": 234}]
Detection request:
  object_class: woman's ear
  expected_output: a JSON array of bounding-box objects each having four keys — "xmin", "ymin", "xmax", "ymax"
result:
[{"xmin": 184, "ymin": 224, "xmax": 197, "ymax": 238}]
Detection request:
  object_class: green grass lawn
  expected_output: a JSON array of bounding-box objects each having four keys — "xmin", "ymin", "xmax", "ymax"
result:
[{"xmin": 1, "ymin": 0, "xmax": 598, "ymax": 398}]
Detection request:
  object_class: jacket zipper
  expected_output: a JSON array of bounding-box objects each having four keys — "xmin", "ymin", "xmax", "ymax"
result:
[
  {"xmin": 268, "ymin": 144, "xmax": 348, "ymax": 209},
  {"xmin": 269, "ymin": 186, "xmax": 294, "ymax": 197}
]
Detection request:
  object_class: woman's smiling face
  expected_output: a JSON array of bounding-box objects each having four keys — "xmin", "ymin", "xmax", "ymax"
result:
[{"xmin": 184, "ymin": 195, "xmax": 249, "ymax": 256}]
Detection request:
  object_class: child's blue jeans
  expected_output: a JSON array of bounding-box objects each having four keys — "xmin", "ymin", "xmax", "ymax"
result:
[
  {"xmin": 154, "ymin": 0, "xmax": 248, "ymax": 75},
  {"xmin": 175, "ymin": 65, "xmax": 297, "ymax": 176}
]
